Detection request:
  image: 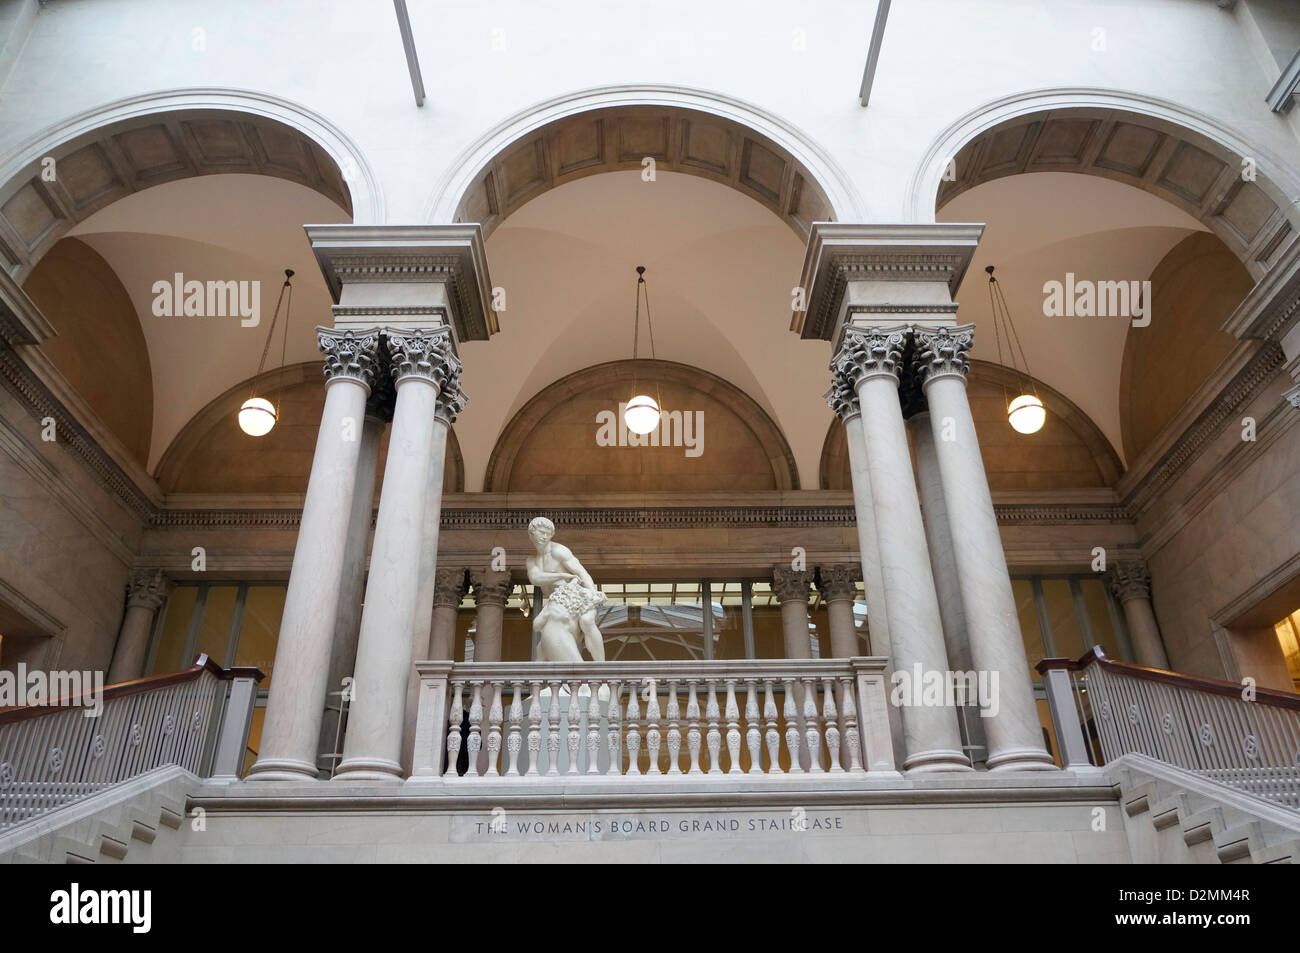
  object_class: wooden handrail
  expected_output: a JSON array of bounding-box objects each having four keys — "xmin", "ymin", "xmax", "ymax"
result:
[
  {"xmin": 1036, "ymin": 646, "xmax": 1300, "ymax": 711},
  {"xmin": 0, "ymin": 655, "xmax": 266, "ymax": 725}
]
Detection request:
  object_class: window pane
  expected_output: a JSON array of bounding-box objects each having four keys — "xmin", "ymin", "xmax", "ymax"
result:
[
  {"xmin": 1013, "ymin": 579, "xmax": 1044, "ymax": 674},
  {"xmin": 1041, "ymin": 579, "xmax": 1085, "ymax": 661},
  {"xmin": 150, "ymin": 586, "xmax": 197, "ymax": 675},
  {"xmin": 236, "ymin": 586, "xmax": 285, "ymax": 687},
  {"xmin": 1078, "ymin": 578, "xmax": 1121, "ymax": 660},
  {"xmin": 194, "ymin": 586, "xmax": 238, "ymax": 665}
]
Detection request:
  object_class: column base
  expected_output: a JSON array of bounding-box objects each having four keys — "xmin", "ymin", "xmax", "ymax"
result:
[
  {"xmin": 332, "ymin": 756, "xmax": 405, "ymax": 782},
  {"xmin": 902, "ymin": 748, "xmax": 974, "ymax": 774},
  {"xmin": 246, "ymin": 757, "xmax": 321, "ymax": 782},
  {"xmin": 986, "ymin": 747, "xmax": 1059, "ymax": 771}
]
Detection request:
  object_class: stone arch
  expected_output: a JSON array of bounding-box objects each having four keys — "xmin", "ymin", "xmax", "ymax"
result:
[
  {"xmin": 0, "ymin": 88, "xmax": 382, "ymax": 282},
  {"xmin": 910, "ymin": 89, "xmax": 1300, "ymax": 280},
  {"xmin": 426, "ymin": 85, "xmax": 866, "ymax": 240},
  {"xmin": 819, "ymin": 360, "xmax": 1122, "ymax": 491},
  {"xmin": 484, "ymin": 359, "xmax": 799, "ymax": 493},
  {"xmin": 155, "ymin": 361, "xmax": 464, "ymax": 495}
]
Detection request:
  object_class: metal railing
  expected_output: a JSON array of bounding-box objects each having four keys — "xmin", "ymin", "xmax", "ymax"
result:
[
  {"xmin": 410, "ymin": 658, "xmax": 898, "ymax": 781},
  {"xmin": 0, "ymin": 656, "xmax": 263, "ymax": 829},
  {"xmin": 1039, "ymin": 647, "xmax": 1300, "ymax": 810}
]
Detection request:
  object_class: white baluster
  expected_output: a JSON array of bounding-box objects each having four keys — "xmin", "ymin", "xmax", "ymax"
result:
[
  {"xmin": 625, "ymin": 679, "xmax": 642, "ymax": 776},
  {"xmin": 724, "ymin": 680, "xmax": 743, "ymax": 774},
  {"xmin": 606, "ymin": 681, "xmax": 622, "ymax": 776},
  {"xmin": 564, "ymin": 683, "xmax": 580, "ymax": 775},
  {"xmin": 665, "ymin": 681, "xmax": 682, "ymax": 775},
  {"xmin": 546, "ymin": 680, "xmax": 561, "ymax": 776},
  {"xmin": 586, "ymin": 682, "xmax": 602, "ymax": 775},
  {"xmin": 505, "ymin": 682, "xmax": 523, "ymax": 777},
  {"xmin": 783, "ymin": 677, "xmax": 803, "ymax": 775},
  {"xmin": 444, "ymin": 681, "xmax": 464, "ymax": 777},
  {"xmin": 763, "ymin": 680, "xmax": 782, "ymax": 775},
  {"xmin": 525, "ymin": 679, "xmax": 542, "ymax": 777},
  {"xmin": 822, "ymin": 676, "xmax": 842, "ymax": 774},
  {"xmin": 705, "ymin": 680, "xmax": 723, "ymax": 775},
  {"xmin": 686, "ymin": 681, "xmax": 703, "ymax": 775},
  {"xmin": 745, "ymin": 680, "xmax": 762, "ymax": 775},
  {"xmin": 485, "ymin": 682, "xmax": 504, "ymax": 777},
  {"xmin": 466, "ymin": 682, "xmax": 484, "ymax": 778},
  {"xmin": 803, "ymin": 676, "xmax": 822, "ymax": 774},
  {"xmin": 645, "ymin": 679, "xmax": 662, "ymax": 775},
  {"xmin": 839, "ymin": 676, "xmax": 864, "ymax": 773}
]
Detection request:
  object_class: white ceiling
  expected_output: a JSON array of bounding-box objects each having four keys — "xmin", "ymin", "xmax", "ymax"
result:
[{"xmin": 55, "ymin": 165, "xmax": 1210, "ymax": 487}]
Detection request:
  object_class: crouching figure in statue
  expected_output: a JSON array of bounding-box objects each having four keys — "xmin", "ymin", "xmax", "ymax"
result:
[{"xmin": 525, "ymin": 516, "xmax": 606, "ymax": 662}]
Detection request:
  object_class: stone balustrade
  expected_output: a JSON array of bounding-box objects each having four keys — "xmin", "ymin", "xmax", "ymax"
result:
[{"xmin": 409, "ymin": 658, "xmax": 896, "ymax": 782}]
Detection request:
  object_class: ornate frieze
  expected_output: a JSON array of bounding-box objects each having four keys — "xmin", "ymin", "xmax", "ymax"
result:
[
  {"xmin": 1107, "ymin": 559, "xmax": 1152, "ymax": 603},
  {"xmin": 817, "ymin": 564, "xmax": 859, "ymax": 602},
  {"xmin": 126, "ymin": 569, "xmax": 170, "ymax": 611},
  {"xmin": 771, "ymin": 567, "xmax": 812, "ymax": 604},
  {"xmin": 317, "ymin": 326, "xmax": 380, "ymax": 389},
  {"xmin": 914, "ymin": 323, "xmax": 975, "ymax": 386},
  {"xmin": 433, "ymin": 567, "xmax": 468, "ymax": 609}
]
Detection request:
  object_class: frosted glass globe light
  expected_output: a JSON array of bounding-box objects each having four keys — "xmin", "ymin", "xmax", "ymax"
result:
[
  {"xmin": 239, "ymin": 396, "xmax": 277, "ymax": 436},
  {"xmin": 624, "ymin": 394, "xmax": 660, "ymax": 435},
  {"xmin": 1007, "ymin": 393, "xmax": 1045, "ymax": 435}
]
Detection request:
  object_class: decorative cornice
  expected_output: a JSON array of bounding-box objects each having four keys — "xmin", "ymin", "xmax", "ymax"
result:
[
  {"xmin": 817, "ymin": 564, "xmax": 859, "ymax": 602},
  {"xmin": 317, "ymin": 326, "xmax": 380, "ymax": 390},
  {"xmin": 914, "ymin": 323, "xmax": 975, "ymax": 387},
  {"xmin": 771, "ymin": 566, "xmax": 812, "ymax": 604},
  {"xmin": 126, "ymin": 569, "xmax": 171, "ymax": 611},
  {"xmin": 0, "ymin": 269, "xmax": 55, "ymax": 345},
  {"xmin": 1107, "ymin": 560, "xmax": 1151, "ymax": 603}
]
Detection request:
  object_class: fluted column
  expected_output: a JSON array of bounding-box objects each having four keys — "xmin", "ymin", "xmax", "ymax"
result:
[
  {"xmin": 835, "ymin": 326, "xmax": 969, "ymax": 773},
  {"xmin": 316, "ymin": 403, "xmax": 386, "ymax": 775},
  {"xmin": 914, "ymin": 324, "xmax": 1054, "ymax": 771},
  {"xmin": 335, "ymin": 327, "xmax": 464, "ymax": 782},
  {"xmin": 429, "ymin": 568, "xmax": 466, "ymax": 660},
  {"xmin": 823, "ymin": 376, "xmax": 890, "ymax": 656},
  {"xmin": 1107, "ymin": 560, "xmax": 1170, "ymax": 670},
  {"xmin": 773, "ymin": 567, "xmax": 813, "ymax": 659},
  {"xmin": 107, "ymin": 570, "xmax": 171, "ymax": 683},
  {"xmin": 470, "ymin": 569, "xmax": 513, "ymax": 663},
  {"xmin": 817, "ymin": 565, "xmax": 860, "ymax": 658},
  {"xmin": 250, "ymin": 328, "xmax": 379, "ymax": 781}
]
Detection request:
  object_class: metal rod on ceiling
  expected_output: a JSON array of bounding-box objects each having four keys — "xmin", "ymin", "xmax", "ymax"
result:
[
  {"xmin": 393, "ymin": 0, "xmax": 426, "ymax": 107},
  {"xmin": 858, "ymin": 0, "xmax": 891, "ymax": 108}
]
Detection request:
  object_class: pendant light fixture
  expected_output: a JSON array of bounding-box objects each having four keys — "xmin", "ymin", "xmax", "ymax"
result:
[
  {"xmin": 624, "ymin": 265, "xmax": 663, "ymax": 436},
  {"xmin": 238, "ymin": 269, "xmax": 295, "ymax": 437},
  {"xmin": 985, "ymin": 265, "xmax": 1045, "ymax": 435}
]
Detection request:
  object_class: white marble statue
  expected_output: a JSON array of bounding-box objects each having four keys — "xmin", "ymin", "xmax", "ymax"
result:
[{"xmin": 526, "ymin": 517, "xmax": 606, "ymax": 662}]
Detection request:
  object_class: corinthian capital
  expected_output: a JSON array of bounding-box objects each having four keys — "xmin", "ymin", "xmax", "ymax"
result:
[
  {"xmin": 471, "ymin": 568, "xmax": 514, "ymax": 607},
  {"xmin": 817, "ymin": 564, "xmax": 859, "ymax": 603},
  {"xmin": 433, "ymin": 567, "xmax": 467, "ymax": 609},
  {"xmin": 385, "ymin": 327, "xmax": 462, "ymax": 388},
  {"xmin": 772, "ymin": 566, "xmax": 812, "ymax": 605},
  {"xmin": 318, "ymin": 326, "xmax": 381, "ymax": 389},
  {"xmin": 1107, "ymin": 559, "xmax": 1151, "ymax": 603},
  {"xmin": 823, "ymin": 360, "xmax": 861, "ymax": 422},
  {"xmin": 837, "ymin": 325, "xmax": 909, "ymax": 384},
  {"xmin": 914, "ymin": 323, "xmax": 975, "ymax": 387},
  {"xmin": 126, "ymin": 569, "xmax": 170, "ymax": 611},
  {"xmin": 434, "ymin": 363, "xmax": 468, "ymax": 426}
]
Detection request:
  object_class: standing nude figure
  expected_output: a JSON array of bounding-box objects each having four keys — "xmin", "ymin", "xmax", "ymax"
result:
[{"xmin": 525, "ymin": 517, "xmax": 606, "ymax": 662}]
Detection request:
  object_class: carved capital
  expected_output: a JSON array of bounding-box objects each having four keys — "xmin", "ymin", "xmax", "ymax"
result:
[
  {"xmin": 771, "ymin": 567, "xmax": 812, "ymax": 605},
  {"xmin": 434, "ymin": 363, "xmax": 468, "ymax": 426},
  {"xmin": 899, "ymin": 352, "xmax": 929, "ymax": 420},
  {"xmin": 817, "ymin": 564, "xmax": 859, "ymax": 603},
  {"xmin": 385, "ymin": 327, "xmax": 462, "ymax": 388},
  {"xmin": 822, "ymin": 363, "xmax": 861, "ymax": 421},
  {"xmin": 836, "ymin": 325, "xmax": 909, "ymax": 384},
  {"xmin": 914, "ymin": 323, "xmax": 974, "ymax": 387},
  {"xmin": 471, "ymin": 569, "xmax": 514, "ymax": 607},
  {"xmin": 318, "ymin": 326, "xmax": 380, "ymax": 390},
  {"xmin": 1107, "ymin": 559, "xmax": 1151, "ymax": 603},
  {"xmin": 433, "ymin": 567, "xmax": 467, "ymax": 609},
  {"xmin": 126, "ymin": 569, "xmax": 170, "ymax": 611},
  {"xmin": 365, "ymin": 360, "xmax": 396, "ymax": 423},
  {"xmin": 1285, "ymin": 382, "xmax": 1300, "ymax": 411}
]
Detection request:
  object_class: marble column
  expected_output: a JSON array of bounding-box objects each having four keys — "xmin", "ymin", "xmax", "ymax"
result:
[
  {"xmin": 773, "ymin": 567, "xmax": 813, "ymax": 659},
  {"xmin": 915, "ymin": 324, "xmax": 1054, "ymax": 771},
  {"xmin": 1107, "ymin": 560, "xmax": 1170, "ymax": 670},
  {"xmin": 250, "ymin": 328, "xmax": 380, "ymax": 782},
  {"xmin": 834, "ymin": 326, "xmax": 969, "ymax": 773},
  {"xmin": 429, "ymin": 568, "xmax": 466, "ymax": 660},
  {"xmin": 335, "ymin": 327, "xmax": 464, "ymax": 782},
  {"xmin": 316, "ymin": 404, "xmax": 386, "ymax": 776},
  {"xmin": 470, "ymin": 569, "xmax": 513, "ymax": 663},
  {"xmin": 818, "ymin": 565, "xmax": 861, "ymax": 658},
  {"xmin": 107, "ymin": 569, "xmax": 171, "ymax": 683},
  {"xmin": 823, "ymin": 377, "xmax": 891, "ymax": 656}
]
